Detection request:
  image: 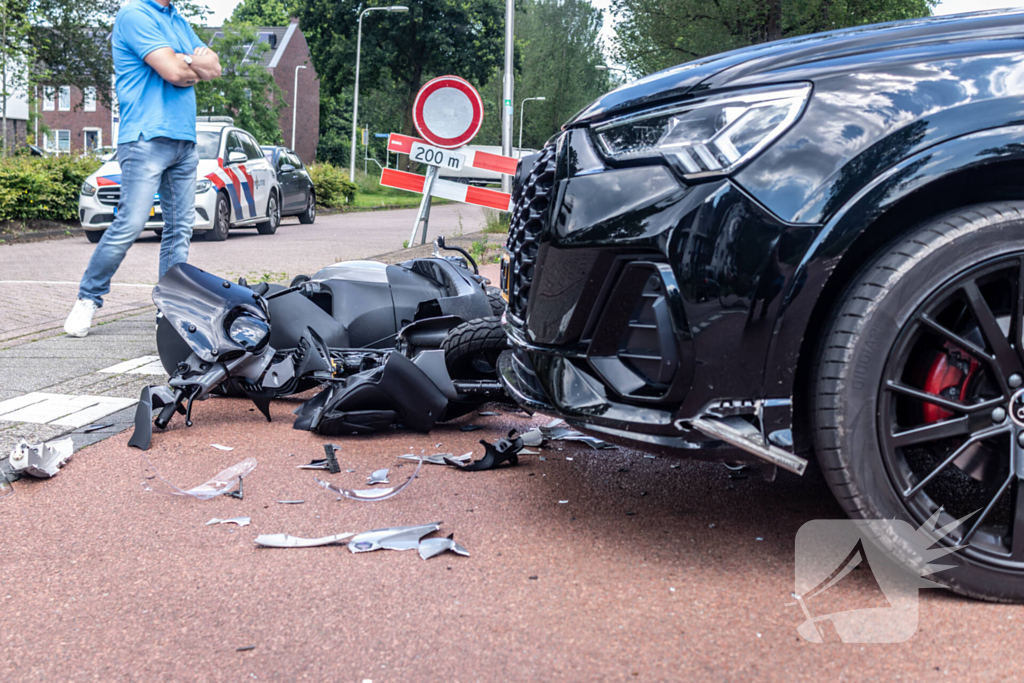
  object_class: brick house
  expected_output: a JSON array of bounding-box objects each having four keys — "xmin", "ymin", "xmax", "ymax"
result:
[{"xmin": 37, "ymin": 19, "xmax": 320, "ymax": 164}]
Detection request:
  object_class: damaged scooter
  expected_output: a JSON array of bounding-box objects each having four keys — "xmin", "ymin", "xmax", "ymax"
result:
[{"xmin": 129, "ymin": 239, "xmax": 509, "ymax": 450}]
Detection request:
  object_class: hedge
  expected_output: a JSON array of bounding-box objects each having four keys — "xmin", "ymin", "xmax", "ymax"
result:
[
  {"xmin": 307, "ymin": 162, "xmax": 357, "ymax": 207},
  {"xmin": 0, "ymin": 155, "xmax": 102, "ymax": 222}
]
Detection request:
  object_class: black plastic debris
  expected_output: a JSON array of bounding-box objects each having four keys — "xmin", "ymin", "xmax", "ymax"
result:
[
  {"xmin": 445, "ymin": 430, "xmax": 524, "ymax": 471},
  {"xmin": 460, "ymin": 424, "xmax": 485, "ymax": 432},
  {"xmin": 236, "ymin": 646, "xmax": 256, "ymax": 652},
  {"xmin": 82, "ymin": 423, "xmax": 114, "ymax": 433},
  {"xmin": 323, "ymin": 444, "xmax": 342, "ymax": 474}
]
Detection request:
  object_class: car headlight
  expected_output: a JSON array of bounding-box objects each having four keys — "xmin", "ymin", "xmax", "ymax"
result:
[
  {"xmin": 196, "ymin": 179, "xmax": 213, "ymax": 194},
  {"xmin": 227, "ymin": 315, "xmax": 269, "ymax": 351},
  {"xmin": 80, "ymin": 182, "xmax": 97, "ymax": 197},
  {"xmin": 592, "ymin": 83, "xmax": 812, "ymax": 179}
]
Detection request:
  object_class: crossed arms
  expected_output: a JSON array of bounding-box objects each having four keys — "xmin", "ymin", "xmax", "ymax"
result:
[{"xmin": 144, "ymin": 46, "xmax": 221, "ymax": 88}]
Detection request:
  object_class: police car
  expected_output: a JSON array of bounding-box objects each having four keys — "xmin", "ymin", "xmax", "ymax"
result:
[{"xmin": 78, "ymin": 117, "xmax": 281, "ymax": 242}]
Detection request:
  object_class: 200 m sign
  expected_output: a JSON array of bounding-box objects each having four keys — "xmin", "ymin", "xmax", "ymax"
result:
[{"xmin": 410, "ymin": 141, "xmax": 464, "ymax": 171}]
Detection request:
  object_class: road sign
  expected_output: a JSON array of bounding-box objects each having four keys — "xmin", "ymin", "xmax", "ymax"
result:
[
  {"xmin": 361, "ymin": 128, "xmax": 369, "ymax": 146},
  {"xmin": 381, "ymin": 168, "xmax": 513, "ymax": 211},
  {"xmin": 388, "ymin": 133, "xmax": 518, "ymax": 176},
  {"xmin": 412, "ymin": 75, "xmax": 484, "ymax": 149},
  {"xmin": 410, "ymin": 141, "xmax": 464, "ymax": 171}
]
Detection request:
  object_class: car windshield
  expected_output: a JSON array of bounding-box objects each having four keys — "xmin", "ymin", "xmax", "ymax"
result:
[{"xmin": 197, "ymin": 130, "xmax": 221, "ymax": 160}]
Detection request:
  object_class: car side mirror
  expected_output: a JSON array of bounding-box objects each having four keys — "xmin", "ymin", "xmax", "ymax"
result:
[
  {"xmin": 280, "ymin": 163, "xmax": 295, "ymax": 172},
  {"xmin": 227, "ymin": 151, "xmax": 247, "ymax": 164}
]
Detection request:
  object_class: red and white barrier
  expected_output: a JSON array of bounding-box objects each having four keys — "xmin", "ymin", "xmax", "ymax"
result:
[
  {"xmin": 387, "ymin": 134, "xmax": 519, "ymax": 177},
  {"xmin": 380, "ymin": 168, "xmax": 512, "ymax": 212}
]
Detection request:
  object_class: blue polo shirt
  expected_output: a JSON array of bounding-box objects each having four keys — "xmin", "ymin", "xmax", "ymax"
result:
[{"xmin": 112, "ymin": 0, "xmax": 207, "ymax": 145}]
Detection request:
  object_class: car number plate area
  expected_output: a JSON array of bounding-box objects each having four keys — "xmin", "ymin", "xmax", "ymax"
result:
[{"xmin": 410, "ymin": 141, "xmax": 464, "ymax": 171}]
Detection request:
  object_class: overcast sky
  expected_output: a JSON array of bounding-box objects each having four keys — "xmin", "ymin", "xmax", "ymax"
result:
[{"xmin": 200, "ymin": 0, "xmax": 1024, "ymax": 33}]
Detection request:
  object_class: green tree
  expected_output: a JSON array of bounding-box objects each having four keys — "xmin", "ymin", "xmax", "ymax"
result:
[
  {"xmin": 0, "ymin": 0, "xmax": 33, "ymax": 157},
  {"xmin": 612, "ymin": 0, "xmax": 937, "ymax": 76},
  {"xmin": 230, "ymin": 0, "xmax": 295, "ymax": 26},
  {"xmin": 195, "ymin": 23, "xmax": 285, "ymax": 144},
  {"xmin": 299, "ymin": 0, "xmax": 506, "ymax": 151},
  {"xmin": 31, "ymin": 0, "xmax": 121, "ymax": 107}
]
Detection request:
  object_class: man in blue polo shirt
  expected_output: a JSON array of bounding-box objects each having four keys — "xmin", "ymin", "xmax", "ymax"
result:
[{"xmin": 64, "ymin": 0, "xmax": 222, "ymax": 337}]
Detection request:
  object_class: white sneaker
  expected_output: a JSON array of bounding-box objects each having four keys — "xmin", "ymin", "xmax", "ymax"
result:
[{"xmin": 64, "ymin": 299, "xmax": 98, "ymax": 337}]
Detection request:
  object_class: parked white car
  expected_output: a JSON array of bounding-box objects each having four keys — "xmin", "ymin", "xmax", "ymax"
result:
[{"xmin": 78, "ymin": 117, "xmax": 281, "ymax": 242}]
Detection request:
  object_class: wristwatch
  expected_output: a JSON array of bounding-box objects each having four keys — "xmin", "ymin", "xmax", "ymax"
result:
[{"xmin": 182, "ymin": 55, "xmax": 193, "ymax": 65}]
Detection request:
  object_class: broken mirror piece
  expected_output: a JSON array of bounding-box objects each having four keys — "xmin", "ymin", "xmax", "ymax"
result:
[
  {"xmin": 446, "ymin": 432, "xmax": 523, "ymax": 471},
  {"xmin": 8, "ymin": 438, "xmax": 74, "ymax": 478},
  {"xmin": 366, "ymin": 468, "xmax": 390, "ymax": 485},
  {"xmin": 141, "ymin": 455, "xmax": 256, "ymax": 500},
  {"xmin": 315, "ymin": 459, "xmax": 422, "ymax": 502},
  {"xmin": 348, "ymin": 522, "xmax": 441, "ymax": 553},
  {"xmin": 418, "ymin": 534, "xmax": 470, "ymax": 560},
  {"xmin": 254, "ymin": 533, "xmax": 354, "ymax": 548},
  {"xmin": 206, "ymin": 517, "xmax": 251, "ymax": 527},
  {"xmin": 210, "ymin": 444, "xmax": 234, "ymax": 451}
]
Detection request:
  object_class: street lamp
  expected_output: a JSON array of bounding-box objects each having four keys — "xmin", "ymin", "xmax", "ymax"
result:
[
  {"xmin": 518, "ymin": 96, "xmax": 545, "ymax": 155},
  {"xmin": 292, "ymin": 64, "xmax": 306, "ymax": 151},
  {"xmin": 596, "ymin": 65, "xmax": 627, "ymax": 75},
  {"xmin": 350, "ymin": 5, "xmax": 409, "ymax": 182}
]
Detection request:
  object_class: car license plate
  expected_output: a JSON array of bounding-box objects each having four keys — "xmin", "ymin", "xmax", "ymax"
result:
[
  {"xmin": 499, "ymin": 253, "xmax": 511, "ymax": 302},
  {"xmin": 410, "ymin": 141, "xmax": 464, "ymax": 171}
]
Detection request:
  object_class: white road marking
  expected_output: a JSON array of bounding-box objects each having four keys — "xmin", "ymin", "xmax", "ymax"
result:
[
  {"xmin": 0, "ymin": 392, "xmax": 136, "ymax": 428},
  {"xmin": 99, "ymin": 355, "xmax": 166, "ymax": 375},
  {"xmin": 0, "ymin": 280, "xmax": 154, "ymax": 288}
]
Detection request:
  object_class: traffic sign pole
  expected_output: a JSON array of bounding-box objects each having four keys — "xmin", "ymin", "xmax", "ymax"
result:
[{"xmin": 408, "ymin": 165, "xmax": 439, "ymax": 247}]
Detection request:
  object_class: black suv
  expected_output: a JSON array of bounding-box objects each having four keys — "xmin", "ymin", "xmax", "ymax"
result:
[{"xmin": 500, "ymin": 10, "xmax": 1024, "ymax": 601}]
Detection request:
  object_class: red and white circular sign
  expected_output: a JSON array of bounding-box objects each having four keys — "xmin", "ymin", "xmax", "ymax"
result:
[{"xmin": 412, "ymin": 75, "xmax": 484, "ymax": 149}]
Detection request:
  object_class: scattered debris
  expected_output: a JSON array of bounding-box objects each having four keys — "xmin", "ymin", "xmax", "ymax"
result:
[
  {"xmin": 643, "ymin": 454, "xmax": 656, "ymax": 459},
  {"xmin": 520, "ymin": 429, "xmax": 543, "ymax": 447},
  {"xmin": 210, "ymin": 444, "xmax": 234, "ymax": 451},
  {"xmin": 626, "ymin": 511, "xmax": 636, "ymax": 516},
  {"xmin": 277, "ymin": 500, "xmax": 305, "ymax": 505},
  {"xmin": 445, "ymin": 431, "xmax": 523, "ymax": 471},
  {"xmin": 141, "ymin": 456, "xmax": 255, "ymax": 500},
  {"xmin": 255, "ymin": 533, "xmax": 354, "ymax": 548},
  {"xmin": 520, "ymin": 448, "xmax": 540, "ymax": 455},
  {"xmin": 236, "ymin": 646, "xmax": 256, "ymax": 652},
  {"xmin": 206, "ymin": 517, "xmax": 251, "ymax": 527},
  {"xmin": 82, "ymin": 423, "xmax": 114, "ymax": 433},
  {"xmin": 756, "ymin": 537, "xmax": 764, "ymax": 541},
  {"xmin": 670, "ymin": 462, "xmax": 681, "ymax": 469},
  {"xmin": 322, "ymin": 444, "xmax": 341, "ymax": 474},
  {"xmin": 460, "ymin": 424, "xmax": 485, "ymax": 432},
  {"xmin": 296, "ymin": 459, "xmax": 331, "ymax": 470},
  {"xmin": 558, "ymin": 500, "xmax": 569, "ymax": 504},
  {"xmin": 348, "ymin": 522, "xmax": 441, "ymax": 553},
  {"xmin": 418, "ymin": 533, "xmax": 470, "ymax": 560},
  {"xmin": 399, "ymin": 452, "xmax": 471, "ymax": 466},
  {"xmin": 477, "ymin": 411, "xmax": 500, "ymax": 417},
  {"xmin": 315, "ymin": 459, "xmax": 423, "ymax": 502},
  {"xmin": 565, "ymin": 457, "xmax": 573, "ymax": 461},
  {"xmin": 8, "ymin": 438, "xmax": 74, "ymax": 478},
  {"xmin": 0, "ymin": 468, "xmax": 13, "ymax": 499},
  {"xmin": 539, "ymin": 456, "xmax": 547, "ymax": 461},
  {"xmin": 708, "ymin": 523, "xmax": 716, "ymax": 529},
  {"xmin": 366, "ymin": 468, "xmax": 390, "ymax": 485}
]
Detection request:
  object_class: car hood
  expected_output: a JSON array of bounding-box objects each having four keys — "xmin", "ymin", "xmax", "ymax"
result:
[
  {"xmin": 86, "ymin": 158, "xmax": 222, "ymax": 187},
  {"xmin": 568, "ymin": 9, "xmax": 1024, "ymax": 126}
]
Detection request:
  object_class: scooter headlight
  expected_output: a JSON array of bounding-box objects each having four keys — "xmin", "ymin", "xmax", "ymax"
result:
[
  {"xmin": 227, "ymin": 314, "xmax": 270, "ymax": 351},
  {"xmin": 592, "ymin": 83, "xmax": 812, "ymax": 180}
]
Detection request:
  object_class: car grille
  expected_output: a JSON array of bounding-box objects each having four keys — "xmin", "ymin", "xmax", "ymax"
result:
[
  {"xmin": 97, "ymin": 188, "xmax": 120, "ymax": 206},
  {"xmin": 505, "ymin": 146, "xmax": 556, "ymax": 320}
]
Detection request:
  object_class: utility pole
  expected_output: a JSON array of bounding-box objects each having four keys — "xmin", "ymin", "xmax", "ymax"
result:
[{"xmin": 500, "ymin": 0, "xmax": 514, "ymax": 193}]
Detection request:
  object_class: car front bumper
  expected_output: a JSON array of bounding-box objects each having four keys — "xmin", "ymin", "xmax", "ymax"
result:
[{"xmin": 78, "ymin": 187, "xmax": 216, "ymax": 233}]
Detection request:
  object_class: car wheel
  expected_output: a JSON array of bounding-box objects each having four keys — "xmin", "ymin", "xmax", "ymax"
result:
[
  {"xmin": 85, "ymin": 229, "xmax": 104, "ymax": 244},
  {"xmin": 204, "ymin": 192, "xmax": 231, "ymax": 241},
  {"xmin": 812, "ymin": 202, "xmax": 1024, "ymax": 602},
  {"xmin": 257, "ymin": 191, "xmax": 280, "ymax": 235},
  {"xmin": 298, "ymin": 191, "xmax": 316, "ymax": 224},
  {"xmin": 442, "ymin": 316, "xmax": 509, "ymax": 380},
  {"xmin": 485, "ymin": 287, "xmax": 506, "ymax": 316}
]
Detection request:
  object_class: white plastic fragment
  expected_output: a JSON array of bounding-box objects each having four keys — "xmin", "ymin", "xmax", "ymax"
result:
[
  {"xmin": 210, "ymin": 444, "xmax": 234, "ymax": 451},
  {"xmin": 254, "ymin": 533, "xmax": 354, "ymax": 548},
  {"xmin": 347, "ymin": 521, "xmax": 441, "ymax": 553},
  {"xmin": 558, "ymin": 500, "xmax": 569, "ymax": 504},
  {"xmin": 8, "ymin": 438, "xmax": 74, "ymax": 478},
  {"xmin": 277, "ymin": 500, "xmax": 305, "ymax": 505},
  {"xmin": 206, "ymin": 517, "xmax": 251, "ymax": 527},
  {"xmin": 315, "ymin": 459, "xmax": 423, "ymax": 502},
  {"xmin": 418, "ymin": 534, "xmax": 470, "ymax": 560},
  {"xmin": 141, "ymin": 455, "xmax": 256, "ymax": 500},
  {"xmin": 399, "ymin": 452, "xmax": 471, "ymax": 466},
  {"xmin": 366, "ymin": 468, "xmax": 390, "ymax": 485}
]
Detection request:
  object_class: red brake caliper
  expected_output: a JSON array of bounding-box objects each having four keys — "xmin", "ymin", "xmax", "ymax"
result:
[{"xmin": 922, "ymin": 342, "xmax": 980, "ymax": 422}]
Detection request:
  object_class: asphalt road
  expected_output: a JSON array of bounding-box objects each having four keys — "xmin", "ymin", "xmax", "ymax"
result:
[{"xmin": 1, "ymin": 205, "xmax": 1021, "ymax": 680}]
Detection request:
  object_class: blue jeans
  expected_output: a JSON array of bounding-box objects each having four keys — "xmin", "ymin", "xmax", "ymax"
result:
[{"xmin": 79, "ymin": 137, "xmax": 198, "ymax": 307}]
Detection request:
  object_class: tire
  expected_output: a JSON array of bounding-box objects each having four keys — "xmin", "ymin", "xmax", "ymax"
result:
[
  {"xmin": 812, "ymin": 202, "xmax": 1024, "ymax": 602},
  {"xmin": 257, "ymin": 191, "xmax": 280, "ymax": 235},
  {"xmin": 486, "ymin": 287, "xmax": 506, "ymax": 316},
  {"xmin": 290, "ymin": 274, "xmax": 311, "ymax": 288},
  {"xmin": 85, "ymin": 229, "xmax": 104, "ymax": 243},
  {"xmin": 298, "ymin": 190, "xmax": 316, "ymax": 224},
  {"xmin": 441, "ymin": 316, "xmax": 509, "ymax": 380},
  {"xmin": 204, "ymin": 191, "xmax": 231, "ymax": 241}
]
